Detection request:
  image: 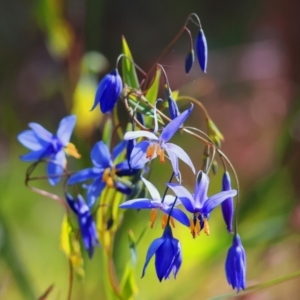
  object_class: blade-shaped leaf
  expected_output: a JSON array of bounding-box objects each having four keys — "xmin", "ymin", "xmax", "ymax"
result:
[
  {"xmin": 122, "ymin": 36, "xmax": 139, "ymax": 89},
  {"xmin": 145, "ymin": 69, "xmax": 161, "ymax": 105}
]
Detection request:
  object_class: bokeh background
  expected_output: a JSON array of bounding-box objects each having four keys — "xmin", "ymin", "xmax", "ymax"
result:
[{"xmin": 1, "ymin": 0, "xmax": 300, "ymax": 299}]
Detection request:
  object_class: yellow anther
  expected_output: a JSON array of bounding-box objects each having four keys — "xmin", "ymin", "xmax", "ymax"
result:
[
  {"xmin": 204, "ymin": 218, "xmax": 210, "ymax": 236},
  {"xmin": 159, "ymin": 148, "xmax": 165, "ymax": 163},
  {"xmin": 156, "ymin": 144, "xmax": 161, "ymax": 155},
  {"xmin": 149, "ymin": 209, "xmax": 158, "ymax": 228},
  {"xmin": 161, "ymin": 214, "xmax": 168, "ymax": 229},
  {"xmin": 102, "ymin": 167, "xmax": 116, "ymax": 188},
  {"xmin": 190, "ymin": 216, "xmax": 201, "ymax": 238},
  {"xmin": 146, "ymin": 144, "xmax": 155, "ymax": 159},
  {"xmin": 170, "ymin": 217, "xmax": 175, "ymax": 228},
  {"xmin": 65, "ymin": 143, "xmax": 81, "ymax": 159}
]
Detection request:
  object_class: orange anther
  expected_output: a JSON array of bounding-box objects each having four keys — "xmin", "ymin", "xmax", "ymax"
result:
[
  {"xmin": 149, "ymin": 209, "xmax": 158, "ymax": 228},
  {"xmin": 159, "ymin": 148, "xmax": 165, "ymax": 163},
  {"xmin": 170, "ymin": 217, "xmax": 175, "ymax": 228},
  {"xmin": 161, "ymin": 214, "xmax": 168, "ymax": 229},
  {"xmin": 204, "ymin": 218, "xmax": 210, "ymax": 236}
]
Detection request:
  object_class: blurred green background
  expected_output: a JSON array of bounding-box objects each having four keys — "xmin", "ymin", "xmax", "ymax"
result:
[{"xmin": 1, "ymin": 0, "xmax": 300, "ymax": 299}]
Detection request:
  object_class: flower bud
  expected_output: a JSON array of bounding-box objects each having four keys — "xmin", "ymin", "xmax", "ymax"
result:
[
  {"xmin": 222, "ymin": 172, "xmax": 234, "ymax": 233},
  {"xmin": 91, "ymin": 69, "xmax": 123, "ymax": 113},
  {"xmin": 195, "ymin": 29, "xmax": 208, "ymax": 73},
  {"xmin": 185, "ymin": 49, "xmax": 194, "ymax": 74}
]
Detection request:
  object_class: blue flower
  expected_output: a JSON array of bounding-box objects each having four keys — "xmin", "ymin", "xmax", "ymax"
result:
[
  {"xmin": 225, "ymin": 234, "xmax": 246, "ymax": 292},
  {"xmin": 195, "ymin": 29, "xmax": 208, "ymax": 73},
  {"xmin": 66, "ymin": 193, "xmax": 99, "ymax": 258},
  {"xmin": 185, "ymin": 49, "xmax": 195, "ymax": 74},
  {"xmin": 124, "ymin": 105, "xmax": 195, "ymax": 179},
  {"xmin": 167, "ymin": 171, "xmax": 237, "ymax": 237},
  {"xmin": 119, "ymin": 176, "xmax": 190, "ymax": 228},
  {"xmin": 18, "ymin": 115, "xmax": 79, "ymax": 186},
  {"xmin": 91, "ymin": 69, "xmax": 123, "ymax": 113},
  {"xmin": 142, "ymin": 224, "xmax": 182, "ymax": 281},
  {"xmin": 68, "ymin": 140, "xmax": 142, "ymax": 208},
  {"xmin": 222, "ymin": 172, "xmax": 234, "ymax": 233}
]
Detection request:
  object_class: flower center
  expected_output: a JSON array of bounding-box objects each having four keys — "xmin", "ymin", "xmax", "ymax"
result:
[
  {"xmin": 102, "ymin": 167, "xmax": 116, "ymax": 188},
  {"xmin": 146, "ymin": 143, "xmax": 165, "ymax": 163},
  {"xmin": 189, "ymin": 214, "xmax": 210, "ymax": 238},
  {"xmin": 64, "ymin": 143, "xmax": 81, "ymax": 159},
  {"xmin": 149, "ymin": 209, "xmax": 175, "ymax": 229}
]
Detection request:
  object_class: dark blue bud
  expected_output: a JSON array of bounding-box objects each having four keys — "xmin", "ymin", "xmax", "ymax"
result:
[
  {"xmin": 136, "ymin": 112, "xmax": 144, "ymax": 126},
  {"xmin": 222, "ymin": 172, "xmax": 234, "ymax": 233},
  {"xmin": 91, "ymin": 69, "xmax": 123, "ymax": 114},
  {"xmin": 195, "ymin": 29, "xmax": 208, "ymax": 73},
  {"xmin": 164, "ymin": 86, "xmax": 180, "ymax": 119},
  {"xmin": 185, "ymin": 49, "xmax": 195, "ymax": 74}
]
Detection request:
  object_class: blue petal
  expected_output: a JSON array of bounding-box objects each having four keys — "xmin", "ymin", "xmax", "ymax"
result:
[
  {"xmin": 17, "ymin": 130, "xmax": 47, "ymax": 151},
  {"xmin": 119, "ymin": 199, "xmax": 160, "ymax": 209},
  {"xmin": 20, "ymin": 147, "xmax": 52, "ymax": 162},
  {"xmin": 141, "ymin": 177, "xmax": 161, "ymax": 201},
  {"xmin": 203, "ymin": 190, "xmax": 237, "ymax": 215},
  {"xmin": 130, "ymin": 141, "xmax": 151, "ymax": 168},
  {"xmin": 47, "ymin": 150, "xmax": 66, "ymax": 186},
  {"xmin": 86, "ymin": 180, "xmax": 106, "ymax": 208},
  {"xmin": 164, "ymin": 142, "xmax": 195, "ymax": 174},
  {"xmin": 222, "ymin": 172, "xmax": 234, "ymax": 233},
  {"xmin": 56, "ymin": 115, "xmax": 76, "ymax": 146},
  {"xmin": 167, "ymin": 183, "xmax": 195, "ymax": 213},
  {"xmin": 194, "ymin": 171, "xmax": 210, "ymax": 209},
  {"xmin": 167, "ymin": 96, "xmax": 180, "ymax": 120},
  {"xmin": 164, "ymin": 239, "xmax": 182, "ymax": 279},
  {"xmin": 114, "ymin": 181, "xmax": 132, "ymax": 195},
  {"xmin": 162, "ymin": 207, "xmax": 190, "ymax": 227},
  {"xmin": 142, "ymin": 238, "xmax": 165, "ymax": 278},
  {"xmin": 28, "ymin": 123, "xmax": 53, "ymax": 142},
  {"xmin": 115, "ymin": 161, "xmax": 142, "ymax": 176},
  {"xmin": 155, "ymin": 239, "xmax": 174, "ymax": 281},
  {"xmin": 196, "ymin": 29, "xmax": 208, "ymax": 73},
  {"xmin": 68, "ymin": 168, "xmax": 103, "ymax": 185},
  {"xmin": 90, "ymin": 141, "xmax": 112, "ymax": 168},
  {"xmin": 65, "ymin": 193, "xmax": 79, "ymax": 214},
  {"xmin": 112, "ymin": 140, "xmax": 127, "ymax": 160},
  {"xmin": 160, "ymin": 104, "xmax": 193, "ymax": 142}
]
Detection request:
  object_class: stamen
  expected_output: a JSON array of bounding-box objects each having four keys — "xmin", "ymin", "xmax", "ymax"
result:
[
  {"xmin": 159, "ymin": 148, "xmax": 165, "ymax": 163},
  {"xmin": 204, "ymin": 218, "xmax": 210, "ymax": 236},
  {"xmin": 149, "ymin": 209, "xmax": 158, "ymax": 228},
  {"xmin": 156, "ymin": 144, "xmax": 161, "ymax": 156},
  {"xmin": 146, "ymin": 144, "xmax": 155, "ymax": 159},
  {"xmin": 161, "ymin": 214, "xmax": 167, "ymax": 229},
  {"xmin": 170, "ymin": 217, "xmax": 175, "ymax": 228},
  {"xmin": 102, "ymin": 167, "xmax": 116, "ymax": 188},
  {"xmin": 189, "ymin": 218, "xmax": 196, "ymax": 238},
  {"xmin": 65, "ymin": 143, "xmax": 81, "ymax": 159}
]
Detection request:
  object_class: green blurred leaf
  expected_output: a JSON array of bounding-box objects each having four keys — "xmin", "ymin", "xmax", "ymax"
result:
[
  {"xmin": 103, "ymin": 118, "xmax": 113, "ymax": 147},
  {"xmin": 122, "ymin": 37, "xmax": 139, "ymax": 89},
  {"xmin": 145, "ymin": 69, "xmax": 161, "ymax": 105},
  {"xmin": 120, "ymin": 265, "xmax": 138, "ymax": 300}
]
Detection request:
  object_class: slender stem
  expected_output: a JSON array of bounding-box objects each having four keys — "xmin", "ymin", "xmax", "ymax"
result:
[
  {"xmin": 167, "ymin": 196, "xmax": 178, "ymax": 225},
  {"xmin": 66, "ymin": 259, "xmax": 73, "ymax": 300},
  {"xmin": 116, "ymin": 54, "xmax": 147, "ymax": 77},
  {"xmin": 161, "ymin": 172, "xmax": 175, "ymax": 203}
]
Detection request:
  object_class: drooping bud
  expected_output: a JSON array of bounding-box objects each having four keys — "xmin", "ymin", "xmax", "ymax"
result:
[
  {"xmin": 195, "ymin": 29, "xmax": 208, "ymax": 73},
  {"xmin": 164, "ymin": 85, "xmax": 180, "ymax": 119},
  {"xmin": 91, "ymin": 69, "xmax": 123, "ymax": 113},
  {"xmin": 126, "ymin": 139, "xmax": 136, "ymax": 169},
  {"xmin": 221, "ymin": 172, "xmax": 234, "ymax": 233},
  {"xmin": 185, "ymin": 49, "xmax": 195, "ymax": 74}
]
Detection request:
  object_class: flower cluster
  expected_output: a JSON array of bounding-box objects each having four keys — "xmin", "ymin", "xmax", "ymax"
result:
[{"xmin": 17, "ymin": 12, "xmax": 246, "ymax": 297}]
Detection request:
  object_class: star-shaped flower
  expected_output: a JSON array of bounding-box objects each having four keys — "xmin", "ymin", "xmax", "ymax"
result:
[
  {"xmin": 124, "ymin": 105, "xmax": 195, "ymax": 179},
  {"xmin": 18, "ymin": 115, "xmax": 79, "ymax": 185},
  {"xmin": 68, "ymin": 140, "xmax": 143, "ymax": 208},
  {"xmin": 119, "ymin": 176, "xmax": 190, "ymax": 228},
  {"xmin": 167, "ymin": 170, "xmax": 237, "ymax": 237}
]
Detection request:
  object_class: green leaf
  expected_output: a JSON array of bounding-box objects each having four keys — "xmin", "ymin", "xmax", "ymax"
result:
[
  {"xmin": 122, "ymin": 36, "xmax": 139, "ymax": 89},
  {"xmin": 103, "ymin": 118, "xmax": 113, "ymax": 147},
  {"xmin": 145, "ymin": 69, "xmax": 161, "ymax": 105},
  {"xmin": 120, "ymin": 265, "xmax": 138, "ymax": 300}
]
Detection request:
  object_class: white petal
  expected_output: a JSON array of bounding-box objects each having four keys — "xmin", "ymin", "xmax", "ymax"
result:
[
  {"xmin": 124, "ymin": 130, "xmax": 158, "ymax": 141},
  {"xmin": 141, "ymin": 176, "xmax": 161, "ymax": 202}
]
